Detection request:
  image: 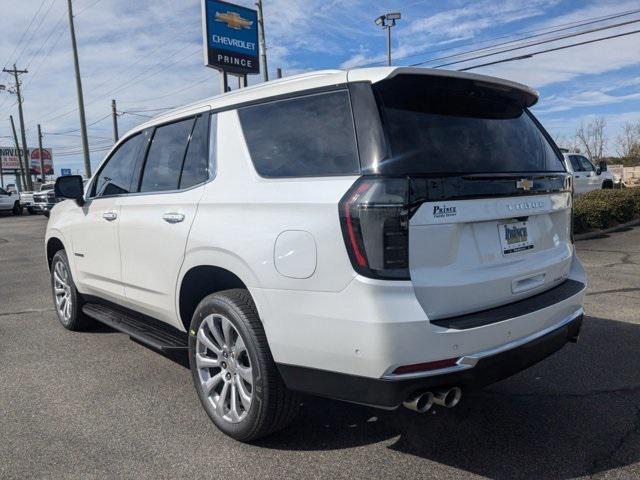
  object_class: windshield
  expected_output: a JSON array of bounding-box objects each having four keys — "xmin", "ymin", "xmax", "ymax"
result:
[{"xmin": 373, "ymin": 75, "xmax": 565, "ymax": 175}]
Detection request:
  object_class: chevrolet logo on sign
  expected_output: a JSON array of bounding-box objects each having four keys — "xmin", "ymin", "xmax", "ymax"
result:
[
  {"xmin": 516, "ymin": 179, "xmax": 533, "ymax": 191},
  {"xmin": 215, "ymin": 11, "xmax": 254, "ymax": 30}
]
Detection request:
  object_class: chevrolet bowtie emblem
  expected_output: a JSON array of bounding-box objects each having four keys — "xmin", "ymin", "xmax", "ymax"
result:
[
  {"xmin": 516, "ymin": 179, "xmax": 533, "ymax": 191},
  {"xmin": 215, "ymin": 11, "xmax": 254, "ymax": 30}
]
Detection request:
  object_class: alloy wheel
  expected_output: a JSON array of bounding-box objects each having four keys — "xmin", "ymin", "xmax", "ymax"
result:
[
  {"xmin": 53, "ymin": 260, "xmax": 72, "ymax": 322},
  {"xmin": 195, "ymin": 314, "xmax": 253, "ymax": 423}
]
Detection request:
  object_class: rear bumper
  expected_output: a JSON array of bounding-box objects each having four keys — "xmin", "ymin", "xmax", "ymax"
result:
[{"xmin": 278, "ymin": 310, "xmax": 583, "ymax": 408}]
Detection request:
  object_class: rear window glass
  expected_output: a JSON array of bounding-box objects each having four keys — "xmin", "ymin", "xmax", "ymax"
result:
[
  {"xmin": 373, "ymin": 75, "xmax": 565, "ymax": 175},
  {"xmin": 140, "ymin": 118, "xmax": 194, "ymax": 193},
  {"xmin": 238, "ymin": 90, "xmax": 360, "ymax": 177}
]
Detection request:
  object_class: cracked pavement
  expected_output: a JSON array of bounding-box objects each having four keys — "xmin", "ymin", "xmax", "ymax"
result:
[{"xmin": 1, "ymin": 215, "xmax": 639, "ymax": 480}]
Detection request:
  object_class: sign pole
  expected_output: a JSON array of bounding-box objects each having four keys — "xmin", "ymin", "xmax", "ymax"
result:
[
  {"xmin": 220, "ymin": 71, "xmax": 229, "ymax": 93},
  {"xmin": 37, "ymin": 124, "xmax": 45, "ymax": 183},
  {"xmin": 0, "ymin": 148, "xmax": 3, "ymax": 189}
]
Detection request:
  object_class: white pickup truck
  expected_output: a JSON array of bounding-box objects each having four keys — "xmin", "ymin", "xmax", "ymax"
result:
[
  {"xmin": 562, "ymin": 152, "xmax": 616, "ymax": 195},
  {"xmin": 0, "ymin": 187, "xmax": 21, "ymax": 215}
]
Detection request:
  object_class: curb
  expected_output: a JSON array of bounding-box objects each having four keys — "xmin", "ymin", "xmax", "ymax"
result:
[{"xmin": 574, "ymin": 218, "xmax": 640, "ymax": 241}]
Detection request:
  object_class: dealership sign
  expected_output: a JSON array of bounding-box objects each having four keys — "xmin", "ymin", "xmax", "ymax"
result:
[
  {"xmin": 201, "ymin": 0, "xmax": 259, "ymax": 74},
  {"xmin": 0, "ymin": 147, "xmax": 54, "ymax": 175}
]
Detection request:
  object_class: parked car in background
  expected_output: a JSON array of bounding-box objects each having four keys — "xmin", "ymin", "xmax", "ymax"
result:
[
  {"xmin": 0, "ymin": 187, "xmax": 21, "ymax": 215},
  {"xmin": 46, "ymin": 67, "xmax": 586, "ymax": 442},
  {"xmin": 562, "ymin": 152, "xmax": 616, "ymax": 194}
]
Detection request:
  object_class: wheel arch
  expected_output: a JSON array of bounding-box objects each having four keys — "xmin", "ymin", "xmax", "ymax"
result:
[
  {"xmin": 178, "ymin": 263, "xmax": 263, "ymax": 333},
  {"xmin": 46, "ymin": 236, "xmax": 66, "ymax": 270}
]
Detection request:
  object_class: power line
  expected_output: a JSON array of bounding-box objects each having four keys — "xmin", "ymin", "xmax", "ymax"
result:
[
  {"xmin": 459, "ymin": 28, "xmax": 640, "ymax": 71},
  {"xmin": 13, "ymin": 0, "xmax": 60, "ymax": 67},
  {"xmin": 1, "ymin": 0, "xmax": 49, "ymax": 68},
  {"xmin": 360, "ymin": 7, "xmax": 640, "ymax": 68},
  {"xmin": 421, "ymin": 17, "xmax": 640, "ymax": 68}
]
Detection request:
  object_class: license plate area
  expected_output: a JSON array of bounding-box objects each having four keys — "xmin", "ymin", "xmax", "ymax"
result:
[{"xmin": 499, "ymin": 221, "xmax": 534, "ymax": 255}]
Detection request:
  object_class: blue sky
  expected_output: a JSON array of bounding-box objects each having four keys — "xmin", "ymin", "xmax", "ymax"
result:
[{"xmin": 1, "ymin": 0, "xmax": 639, "ymax": 179}]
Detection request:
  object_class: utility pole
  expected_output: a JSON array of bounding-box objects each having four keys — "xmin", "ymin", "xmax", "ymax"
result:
[
  {"xmin": 9, "ymin": 115, "xmax": 25, "ymax": 191},
  {"xmin": 111, "ymin": 99, "xmax": 119, "ymax": 142},
  {"xmin": 256, "ymin": 0, "xmax": 268, "ymax": 81},
  {"xmin": 37, "ymin": 125, "xmax": 45, "ymax": 183},
  {"xmin": 66, "ymin": 0, "xmax": 91, "ymax": 177},
  {"xmin": 3, "ymin": 64, "xmax": 32, "ymax": 191}
]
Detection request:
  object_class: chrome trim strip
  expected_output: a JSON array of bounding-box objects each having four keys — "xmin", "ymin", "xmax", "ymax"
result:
[{"xmin": 382, "ymin": 307, "xmax": 584, "ymax": 381}]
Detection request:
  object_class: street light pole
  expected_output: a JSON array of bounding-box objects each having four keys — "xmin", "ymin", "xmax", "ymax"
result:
[{"xmin": 375, "ymin": 13, "xmax": 401, "ymax": 66}]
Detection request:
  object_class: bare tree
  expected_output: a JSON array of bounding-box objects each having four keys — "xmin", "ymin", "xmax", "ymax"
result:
[
  {"xmin": 575, "ymin": 117, "xmax": 607, "ymax": 160},
  {"xmin": 615, "ymin": 121, "xmax": 640, "ymax": 159},
  {"xmin": 552, "ymin": 133, "xmax": 581, "ymax": 153}
]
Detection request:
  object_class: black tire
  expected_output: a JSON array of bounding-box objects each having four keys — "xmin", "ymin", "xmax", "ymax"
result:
[
  {"xmin": 12, "ymin": 201, "xmax": 21, "ymax": 215},
  {"xmin": 189, "ymin": 289, "xmax": 301, "ymax": 442},
  {"xmin": 50, "ymin": 250, "xmax": 91, "ymax": 331},
  {"xmin": 43, "ymin": 211, "xmax": 50, "ymax": 218},
  {"xmin": 27, "ymin": 207, "xmax": 36, "ymax": 215},
  {"xmin": 602, "ymin": 180, "xmax": 614, "ymax": 189}
]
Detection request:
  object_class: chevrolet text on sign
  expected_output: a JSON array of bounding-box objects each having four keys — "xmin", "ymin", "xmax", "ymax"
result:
[{"xmin": 202, "ymin": 0, "xmax": 259, "ymax": 74}]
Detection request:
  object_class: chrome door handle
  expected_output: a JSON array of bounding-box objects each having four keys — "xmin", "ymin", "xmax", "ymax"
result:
[
  {"xmin": 162, "ymin": 212, "xmax": 185, "ymax": 224},
  {"xmin": 102, "ymin": 211, "xmax": 117, "ymax": 221}
]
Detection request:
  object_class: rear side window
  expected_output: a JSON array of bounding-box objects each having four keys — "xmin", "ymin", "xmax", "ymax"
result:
[
  {"xmin": 179, "ymin": 114, "xmax": 213, "ymax": 189},
  {"xmin": 140, "ymin": 118, "xmax": 195, "ymax": 193},
  {"xmin": 94, "ymin": 133, "xmax": 145, "ymax": 197},
  {"xmin": 373, "ymin": 75, "xmax": 565, "ymax": 175},
  {"xmin": 238, "ymin": 90, "xmax": 360, "ymax": 178}
]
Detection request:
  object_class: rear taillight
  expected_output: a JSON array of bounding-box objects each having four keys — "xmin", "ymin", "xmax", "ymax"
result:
[{"xmin": 339, "ymin": 177, "xmax": 409, "ymax": 280}]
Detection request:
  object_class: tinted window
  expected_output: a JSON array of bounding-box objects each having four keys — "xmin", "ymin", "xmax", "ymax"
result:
[
  {"xmin": 94, "ymin": 133, "xmax": 145, "ymax": 197},
  {"xmin": 569, "ymin": 155, "xmax": 585, "ymax": 171},
  {"xmin": 238, "ymin": 91, "xmax": 359, "ymax": 177},
  {"xmin": 140, "ymin": 118, "xmax": 194, "ymax": 193},
  {"xmin": 180, "ymin": 114, "xmax": 213, "ymax": 189},
  {"xmin": 0, "ymin": 188, "xmax": 7, "ymax": 195},
  {"xmin": 373, "ymin": 75, "xmax": 565, "ymax": 174}
]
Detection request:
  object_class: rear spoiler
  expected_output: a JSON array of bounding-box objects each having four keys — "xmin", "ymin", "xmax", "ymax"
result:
[{"xmin": 349, "ymin": 67, "xmax": 539, "ymax": 108}]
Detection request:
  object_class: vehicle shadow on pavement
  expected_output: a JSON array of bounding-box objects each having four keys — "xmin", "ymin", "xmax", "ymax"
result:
[{"xmin": 255, "ymin": 316, "xmax": 640, "ymax": 480}]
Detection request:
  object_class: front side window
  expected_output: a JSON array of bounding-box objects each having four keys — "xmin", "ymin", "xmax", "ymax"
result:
[
  {"xmin": 569, "ymin": 155, "xmax": 585, "ymax": 172},
  {"xmin": 93, "ymin": 133, "xmax": 145, "ymax": 197},
  {"xmin": 140, "ymin": 118, "xmax": 194, "ymax": 193},
  {"xmin": 0, "ymin": 188, "xmax": 8, "ymax": 195},
  {"xmin": 578, "ymin": 156, "xmax": 595, "ymax": 172},
  {"xmin": 238, "ymin": 90, "xmax": 360, "ymax": 178},
  {"xmin": 373, "ymin": 75, "xmax": 565, "ymax": 174}
]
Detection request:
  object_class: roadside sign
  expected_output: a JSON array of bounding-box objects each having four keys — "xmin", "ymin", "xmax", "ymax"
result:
[
  {"xmin": 201, "ymin": 0, "xmax": 259, "ymax": 75},
  {"xmin": 0, "ymin": 146, "xmax": 54, "ymax": 174},
  {"xmin": 61, "ymin": 168, "xmax": 72, "ymax": 176}
]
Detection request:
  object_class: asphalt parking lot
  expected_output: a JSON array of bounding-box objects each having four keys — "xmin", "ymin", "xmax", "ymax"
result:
[{"xmin": 1, "ymin": 214, "xmax": 639, "ymax": 480}]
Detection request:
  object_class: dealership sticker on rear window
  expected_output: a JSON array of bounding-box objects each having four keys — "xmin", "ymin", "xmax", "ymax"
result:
[{"xmin": 499, "ymin": 221, "xmax": 534, "ymax": 255}]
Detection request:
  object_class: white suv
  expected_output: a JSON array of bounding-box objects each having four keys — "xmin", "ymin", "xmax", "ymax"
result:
[{"xmin": 46, "ymin": 67, "xmax": 586, "ymax": 441}]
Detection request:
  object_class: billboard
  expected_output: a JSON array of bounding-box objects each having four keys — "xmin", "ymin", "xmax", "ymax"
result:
[
  {"xmin": 0, "ymin": 147, "xmax": 54, "ymax": 175},
  {"xmin": 202, "ymin": 0, "xmax": 259, "ymax": 75}
]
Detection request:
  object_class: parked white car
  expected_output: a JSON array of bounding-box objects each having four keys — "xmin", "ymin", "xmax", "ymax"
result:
[
  {"xmin": 45, "ymin": 67, "xmax": 586, "ymax": 441},
  {"xmin": 562, "ymin": 152, "xmax": 615, "ymax": 194},
  {"xmin": 0, "ymin": 186, "xmax": 21, "ymax": 215}
]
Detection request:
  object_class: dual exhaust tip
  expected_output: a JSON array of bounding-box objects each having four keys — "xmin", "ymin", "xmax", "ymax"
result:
[{"xmin": 403, "ymin": 387, "xmax": 462, "ymax": 413}]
